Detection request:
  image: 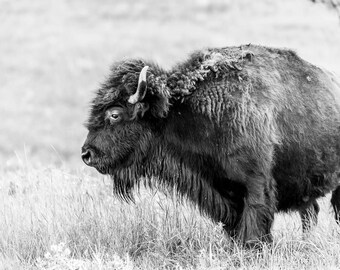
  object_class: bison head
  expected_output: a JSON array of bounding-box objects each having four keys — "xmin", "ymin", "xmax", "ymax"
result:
[{"xmin": 82, "ymin": 60, "xmax": 170, "ymax": 199}]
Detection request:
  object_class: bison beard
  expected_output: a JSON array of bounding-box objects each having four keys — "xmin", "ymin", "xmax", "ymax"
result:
[{"xmin": 82, "ymin": 44, "xmax": 340, "ymax": 246}]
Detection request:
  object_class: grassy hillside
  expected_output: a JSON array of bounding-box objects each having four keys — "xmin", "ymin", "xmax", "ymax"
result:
[{"xmin": 1, "ymin": 0, "xmax": 340, "ymax": 269}]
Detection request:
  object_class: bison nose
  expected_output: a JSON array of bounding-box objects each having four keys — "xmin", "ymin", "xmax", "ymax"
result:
[{"xmin": 81, "ymin": 149, "xmax": 93, "ymax": 166}]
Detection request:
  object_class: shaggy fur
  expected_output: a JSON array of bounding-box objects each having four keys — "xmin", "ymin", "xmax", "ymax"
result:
[{"xmin": 82, "ymin": 44, "xmax": 340, "ymax": 245}]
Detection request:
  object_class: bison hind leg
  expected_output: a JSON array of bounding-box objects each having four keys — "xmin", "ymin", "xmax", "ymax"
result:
[
  {"xmin": 331, "ymin": 186, "xmax": 340, "ymax": 224},
  {"xmin": 299, "ymin": 200, "xmax": 320, "ymax": 233}
]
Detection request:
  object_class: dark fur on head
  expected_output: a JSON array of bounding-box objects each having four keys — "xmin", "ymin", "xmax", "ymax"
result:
[{"xmin": 83, "ymin": 44, "xmax": 340, "ymax": 245}]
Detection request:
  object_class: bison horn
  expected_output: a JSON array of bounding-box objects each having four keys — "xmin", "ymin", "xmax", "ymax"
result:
[{"xmin": 128, "ymin": 66, "xmax": 149, "ymax": 104}]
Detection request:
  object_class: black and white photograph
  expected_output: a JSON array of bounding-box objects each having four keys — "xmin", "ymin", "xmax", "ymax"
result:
[{"xmin": 1, "ymin": 0, "xmax": 340, "ymax": 269}]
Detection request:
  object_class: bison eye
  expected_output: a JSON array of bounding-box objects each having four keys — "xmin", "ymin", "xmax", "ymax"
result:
[
  {"xmin": 110, "ymin": 113, "xmax": 120, "ymax": 121},
  {"xmin": 106, "ymin": 107, "xmax": 123, "ymax": 123},
  {"xmin": 109, "ymin": 111, "xmax": 121, "ymax": 122}
]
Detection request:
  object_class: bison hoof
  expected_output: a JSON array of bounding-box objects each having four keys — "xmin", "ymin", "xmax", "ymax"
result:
[{"xmin": 244, "ymin": 235, "xmax": 273, "ymax": 249}]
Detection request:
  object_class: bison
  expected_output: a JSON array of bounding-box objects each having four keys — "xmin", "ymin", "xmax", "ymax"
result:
[{"xmin": 82, "ymin": 44, "xmax": 340, "ymax": 245}]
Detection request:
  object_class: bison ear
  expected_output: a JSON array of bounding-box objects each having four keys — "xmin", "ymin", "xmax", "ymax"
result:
[{"xmin": 128, "ymin": 66, "xmax": 149, "ymax": 104}]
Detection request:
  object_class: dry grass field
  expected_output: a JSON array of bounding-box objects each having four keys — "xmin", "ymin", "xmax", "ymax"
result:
[
  {"xmin": 1, "ymin": 166, "xmax": 340, "ymax": 269},
  {"xmin": 1, "ymin": 0, "xmax": 340, "ymax": 269}
]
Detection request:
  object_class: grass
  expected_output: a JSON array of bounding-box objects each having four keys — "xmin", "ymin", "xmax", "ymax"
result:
[
  {"xmin": 1, "ymin": 164, "xmax": 340, "ymax": 269},
  {"xmin": 2, "ymin": 0, "xmax": 340, "ymax": 268}
]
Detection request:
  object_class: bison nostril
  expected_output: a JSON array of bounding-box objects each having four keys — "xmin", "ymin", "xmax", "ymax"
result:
[{"xmin": 81, "ymin": 149, "xmax": 93, "ymax": 165}]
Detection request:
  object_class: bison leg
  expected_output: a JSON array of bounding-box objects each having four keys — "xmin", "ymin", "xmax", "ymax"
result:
[
  {"xmin": 299, "ymin": 200, "xmax": 319, "ymax": 232},
  {"xmin": 331, "ymin": 186, "xmax": 340, "ymax": 224},
  {"xmin": 236, "ymin": 178, "xmax": 276, "ymax": 246}
]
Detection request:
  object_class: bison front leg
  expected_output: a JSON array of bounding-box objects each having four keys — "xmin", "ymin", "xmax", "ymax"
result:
[{"xmin": 236, "ymin": 177, "xmax": 276, "ymax": 246}]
